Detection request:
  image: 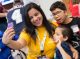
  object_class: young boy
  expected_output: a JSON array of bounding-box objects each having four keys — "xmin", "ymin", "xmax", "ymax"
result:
[
  {"xmin": 50, "ymin": 1, "xmax": 80, "ymax": 59},
  {"xmin": 53, "ymin": 26, "xmax": 73, "ymax": 59}
]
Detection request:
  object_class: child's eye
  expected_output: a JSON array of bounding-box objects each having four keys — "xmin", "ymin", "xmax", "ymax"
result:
[{"xmin": 56, "ymin": 33, "xmax": 60, "ymax": 36}]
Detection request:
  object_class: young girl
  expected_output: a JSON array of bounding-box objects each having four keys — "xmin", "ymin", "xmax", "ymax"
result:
[{"xmin": 53, "ymin": 26, "xmax": 75, "ymax": 59}]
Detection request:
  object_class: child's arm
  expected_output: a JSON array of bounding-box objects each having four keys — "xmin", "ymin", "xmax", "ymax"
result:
[
  {"xmin": 69, "ymin": 44, "xmax": 78, "ymax": 59},
  {"xmin": 57, "ymin": 40, "xmax": 72, "ymax": 59}
]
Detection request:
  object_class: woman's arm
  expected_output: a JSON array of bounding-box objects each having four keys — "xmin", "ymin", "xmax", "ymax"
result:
[
  {"xmin": 6, "ymin": 38, "xmax": 27, "ymax": 49},
  {"xmin": 2, "ymin": 27, "xmax": 27, "ymax": 49}
]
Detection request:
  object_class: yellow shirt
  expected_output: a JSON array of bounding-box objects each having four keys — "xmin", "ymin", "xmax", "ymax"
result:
[{"xmin": 19, "ymin": 22, "xmax": 58, "ymax": 59}]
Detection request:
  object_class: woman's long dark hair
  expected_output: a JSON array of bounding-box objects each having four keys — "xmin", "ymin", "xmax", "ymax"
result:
[{"xmin": 23, "ymin": 2, "xmax": 55, "ymax": 40}]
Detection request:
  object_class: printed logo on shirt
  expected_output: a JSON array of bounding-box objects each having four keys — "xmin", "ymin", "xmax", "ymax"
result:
[{"xmin": 71, "ymin": 25, "xmax": 79, "ymax": 33}]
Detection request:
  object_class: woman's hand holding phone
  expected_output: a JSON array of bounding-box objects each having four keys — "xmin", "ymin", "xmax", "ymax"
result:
[
  {"xmin": 7, "ymin": 22, "xmax": 14, "ymax": 28},
  {"xmin": 2, "ymin": 22, "xmax": 15, "ymax": 45}
]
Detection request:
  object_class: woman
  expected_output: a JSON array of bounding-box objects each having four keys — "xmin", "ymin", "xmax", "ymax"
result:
[{"xmin": 2, "ymin": 3, "xmax": 56, "ymax": 59}]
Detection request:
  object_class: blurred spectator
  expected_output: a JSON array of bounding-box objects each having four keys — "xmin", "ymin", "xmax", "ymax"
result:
[
  {"xmin": 69, "ymin": 0, "xmax": 80, "ymax": 17},
  {"xmin": 9, "ymin": 0, "xmax": 24, "ymax": 11},
  {"xmin": 0, "ymin": 2, "xmax": 7, "ymax": 32},
  {"xmin": 0, "ymin": 2, "xmax": 13, "ymax": 59}
]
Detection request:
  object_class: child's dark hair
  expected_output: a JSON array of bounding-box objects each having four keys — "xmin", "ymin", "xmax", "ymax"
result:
[
  {"xmin": 50, "ymin": 1, "xmax": 67, "ymax": 11},
  {"xmin": 58, "ymin": 25, "xmax": 72, "ymax": 43}
]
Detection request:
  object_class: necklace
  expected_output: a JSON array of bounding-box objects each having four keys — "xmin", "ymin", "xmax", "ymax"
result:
[{"xmin": 35, "ymin": 29, "xmax": 47, "ymax": 51}]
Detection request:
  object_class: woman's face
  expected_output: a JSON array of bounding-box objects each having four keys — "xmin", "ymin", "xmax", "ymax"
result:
[{"xmin": 28, "ymin": 8, "xmax": 43, "ymax": 27}]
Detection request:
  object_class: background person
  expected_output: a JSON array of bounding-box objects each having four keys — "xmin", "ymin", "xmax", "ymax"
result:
[{"xmin": 0, "ymin": 2, "xmax": 13, "ymax": 59}]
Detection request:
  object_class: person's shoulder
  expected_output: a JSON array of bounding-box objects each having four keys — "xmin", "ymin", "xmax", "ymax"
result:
[
  {"xmin": 71, "ymin": 17, "xmax": 80, "ymax": 20},
  {"xmin": 20, "ymin": 28, "xmax": 31, "ymax": 39},
  {"xmin": 21, "ymin": 28, "xmax": 30, "ymax": 35},
  {"xmin": 49, "ymin": 19, "xmax": 59, "ymax": 27},
  {"xmin": 19, "ymin": 28, "xmax": 31, "ymax": 43},
  {"xmin": 48, "ymin": 19, "xmax": 58, "ymax": 29},
  {"xmin": 21, "ymin": 28, "xmax": 27, "ymax": 33}
]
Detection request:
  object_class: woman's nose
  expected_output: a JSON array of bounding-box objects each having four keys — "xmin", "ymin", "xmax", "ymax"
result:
[{"xmin": 33, "ymin": 16, "xmax": 38, "ymax": 21}]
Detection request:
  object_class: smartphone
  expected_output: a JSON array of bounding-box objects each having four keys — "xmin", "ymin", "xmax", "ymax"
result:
[{"xmin": 7, "ymin": 22, "xmax": 14, "ymax": 28}]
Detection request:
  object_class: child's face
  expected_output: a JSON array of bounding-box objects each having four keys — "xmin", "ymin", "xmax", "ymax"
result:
[
  {"xmin": 53, "ymin": 28, "xmax": 65, "ymax": 42},
  {"xmin": 51, "ymin": 8, "xmax": 67, "ymax": 24}
]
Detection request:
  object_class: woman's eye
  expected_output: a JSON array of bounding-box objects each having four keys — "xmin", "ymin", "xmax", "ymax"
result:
[
  {"xmin": 30, "ymin": 16, "xmax": 33, "ymax": 20},
  {"xmin": 35, "ymin": 13, "xmax": 38, "ymax": 16}
]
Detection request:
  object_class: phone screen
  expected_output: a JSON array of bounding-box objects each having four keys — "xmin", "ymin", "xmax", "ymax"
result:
[{"xmin": 8, "ymin": 22, "xmax": 14, "ymax": 28}]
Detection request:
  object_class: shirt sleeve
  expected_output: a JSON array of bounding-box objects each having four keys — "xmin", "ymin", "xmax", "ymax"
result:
[
  {"xmin": 51, "ymin": 20, "xmax": 58, "ymax": 27},
  {"xmin": 19, "ymin": 30, "xmax": 30, "ymax": 44},
  {"xmin": 50, "ymin": 20, "xmax": 59, "ymax": 29}
]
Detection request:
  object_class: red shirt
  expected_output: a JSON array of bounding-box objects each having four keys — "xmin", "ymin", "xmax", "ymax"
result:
[
  {"xmin": 70, "ymin": 4, "xmax": 79, "ymax": 17},
  {"xmin": 69, "ymin": 0, "xmax": 79, "ymax": 17}
]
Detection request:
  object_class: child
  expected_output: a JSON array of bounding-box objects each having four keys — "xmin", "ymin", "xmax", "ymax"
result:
[{"xmin": 53, "ymin": 26, "xmax": 74, "ymax": 59}]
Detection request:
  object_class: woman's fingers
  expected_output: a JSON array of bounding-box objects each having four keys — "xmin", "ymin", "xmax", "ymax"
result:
[{"xmin": 2, "ymin": 27, "xmax": 15, "ymax": 44}]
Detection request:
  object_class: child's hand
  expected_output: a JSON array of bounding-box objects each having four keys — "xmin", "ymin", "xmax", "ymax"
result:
[
  {"xmin": 52, "ymin": 36, "xmax": 62, "ymax": 48},
  {"xmin": 73, "ymin": 50, "xmax": 79, "ymax": 59},
  {"xmin": 52, "ymin": 36, "xmax": 59, "ymax": 43},
  {"xmin": 56, "ymin": 39, "xmax": 62, "ymax": 48}
]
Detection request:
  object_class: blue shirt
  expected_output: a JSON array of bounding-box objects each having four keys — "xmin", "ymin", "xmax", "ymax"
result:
[{"xmin": 55, "ymin": 42, "xmax": 73, "ymax": 59}]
